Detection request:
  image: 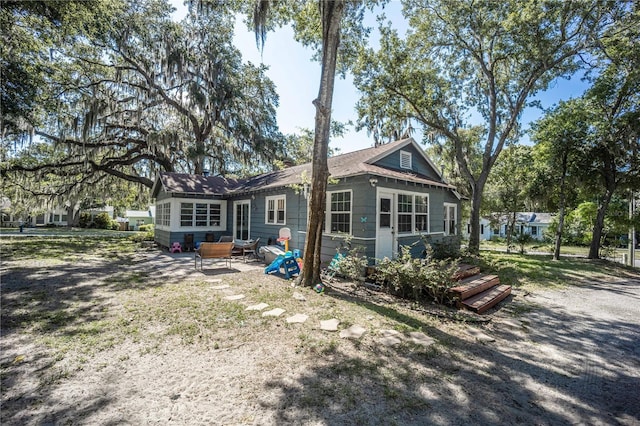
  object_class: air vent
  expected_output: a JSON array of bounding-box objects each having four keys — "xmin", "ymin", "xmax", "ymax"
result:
[{"xmin": 400, "ymin": 151, "xmax": 412, "ymax": 169}]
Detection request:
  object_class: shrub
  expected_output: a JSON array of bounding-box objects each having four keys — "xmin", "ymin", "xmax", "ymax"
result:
[
  {"xmin": 78, "ymin": 212, "xmax": 91, "ymax": 228},
  {"xmin": 373, "ymin": 244, "xmax": 459, "ymax": 305},
  {"xmin": 138, "ymin": 224, "xmax": 154, "ymax": 232},
  {"xmin": 514, "ymin": 233, "xmax": 533, "ymax": 254},
  {"xmin": 93, "ymin": 212, "xmax": 115, "ymax": 230},
  {"xmin": 333, "ymin": 247, "xmax": 368, "ymax": 281},
  {"xmin": 424, "ymin": 235, "xmax": 461, "ymax": 260}
]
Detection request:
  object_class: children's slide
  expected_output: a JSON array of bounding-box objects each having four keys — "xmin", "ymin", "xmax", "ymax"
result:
[{"xmin": 264, "ymin": 255, "xmax": 285, "ymax": 274}]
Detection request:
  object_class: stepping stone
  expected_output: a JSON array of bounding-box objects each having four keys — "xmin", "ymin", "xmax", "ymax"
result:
[
  {"xmin": 320, "ymin": 319, "xmax": 340, "ymax": 331},
  {"xmin": 209, "ymin": 279, "xmax": 223, "ymax": 283},
  {"xmin": 467, "ymin": 327, "xmax": 495, "ymax": 343},
  {"xmin": 339, "ymin": 325, "xmax": 366, "ymax": 339},
  {"xmin": 262, "ymin": 308, "xmax": 286, "ymax": 317},
  {"xmin": 212, "ymin": 285, "xmax": 230, "ymax": 290},
  {"xmin": 286, "ymin": 314, "xmax": 308, "ymax": 324},
  {"xmin": 225, "ymin": 294, "xmax": 245, "ymax": 301},
  {"xmin": 378, "ymin": 329, "xmax": 403, "ymax": 346},
  {"xmin": 245, "ymin": 303, "xmax": 269, "ymax": 311},
  {"xmin": 409, "ymin": 332, "xmax": 435, "ymax": 347},
  {"xmin": 292, "ymin": 292, "xmax": 306, "ymax": 301},
  {"xmin": 498, "ymin": 318, "xmax": 525, "ymax": 329}
]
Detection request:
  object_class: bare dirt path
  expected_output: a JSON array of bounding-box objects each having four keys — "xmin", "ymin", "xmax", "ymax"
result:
[{"xmin": 1, "ymin": 247, "xmax": 639, "ymax": 425}]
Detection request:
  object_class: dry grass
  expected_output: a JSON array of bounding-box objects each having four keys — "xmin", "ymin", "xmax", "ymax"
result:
[{"xmin": 2, "ymin": 234, "xmax": 638, "ymax": 425}]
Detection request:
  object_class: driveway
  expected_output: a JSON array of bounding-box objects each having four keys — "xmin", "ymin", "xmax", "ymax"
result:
[{"xmin": 479, "ymin": 273, "xmax": 640, "ymax": 425}]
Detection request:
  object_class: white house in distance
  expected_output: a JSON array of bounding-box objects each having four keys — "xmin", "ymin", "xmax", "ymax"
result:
[
  {"xmin": 124, "ymin": 206, "xmax": 156, "ymax": 231},
  {"xmin": 465, "ymin": 212, "xmax": 554, "ymax": 241}
]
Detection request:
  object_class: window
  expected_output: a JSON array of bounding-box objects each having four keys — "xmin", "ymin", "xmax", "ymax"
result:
[
  {"xmin": 397, "ymin": 193, "xmax": 430, "ymax": 234},
  {"xmin": 265, "ymin": 195, "xmax": 286, "ymax": 225},
  {"xmin": 156, "ymin": 202, "xmax": 171, "ymax": 227},
  {"xmin": 180, "ymin": 202, "xmax": 222, "ymax": 227},
  {"xmin": 531, "ymin": 226, "xmax": 538, "ymax": 236},
  {"xmin": 209, "ymin": 204, "xmax": 221, "ymax": 226},
  {"xmin": 415, "ymin": 195, "xmax": 429, "ymax": 231},
  {"xmin": 397, "ymin": 194, "xmax": 413, "ymax": 233},
  {"xmin": 444, "ymin": 203, "xmax": 457, "ymax": 235},
  {"xmin": 480, "ymin": 224, "xmax": 484, "ymax": 234},
  {"xmin": 327, "ymin": 190, "xmax": 351, "ymax": 233},
  {"xmin": 180, "ymin": 203, "xmax": 193, "ymax": 226},
  {"xmin": 195, "ymin": 203, "xmax": 208, "ymax": 226},
  {"xmin": 400, "ymin": 150, "xmax": 412, "ymax": 169}
]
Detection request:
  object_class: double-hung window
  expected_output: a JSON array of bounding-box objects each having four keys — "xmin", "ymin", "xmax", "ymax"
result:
[
  {"xmin": 397, "ymin": 194, "xmax": 413, "ymax": 233},
  {"xmin": 444, "ymin": 203, "xmax": 457, "ymax": 235},
  {"xmin": 327, "ymin": 190, "xmax": 351, "ymax": 234},
  {"xmin": 397, "ymin": 193, "xmax": 430, "ymax": 233},
  {"xmin": 265, "ymin": 195, "xmax": 286, "ymax": 225}
]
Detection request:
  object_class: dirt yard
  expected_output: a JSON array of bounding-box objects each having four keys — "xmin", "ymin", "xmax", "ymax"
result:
[{"xmin": 1, "ymin": 237, "xmax": 639, "ymax": 425}]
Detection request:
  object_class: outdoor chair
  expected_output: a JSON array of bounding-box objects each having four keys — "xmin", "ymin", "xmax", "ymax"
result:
[
  {"xmin": 183, "ymin": 233, "xmax": 194, "ymax": 251},
  {"xmin": 241, "ymin": 238, "xmax": 260, "ymax": 262},
  {"xmin": 205, "ymin": 232, "xmax": 216, "ymax": 242},
  {"xmin": 218, "ymin": 235, "xmax": 233, "ymax": 243}
]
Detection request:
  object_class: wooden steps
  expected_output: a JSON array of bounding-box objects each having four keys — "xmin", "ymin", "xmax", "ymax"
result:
[
  {"xmin": 449, "ymin": 267, "xmax": 511, "ymax": 314},
  {"xmin": 451, "ymin": 264, "xmax": 481, "ymax": 281},
  {"xmin": 460, "ymin": 284, "xmax": 511, "ymax": 314}
]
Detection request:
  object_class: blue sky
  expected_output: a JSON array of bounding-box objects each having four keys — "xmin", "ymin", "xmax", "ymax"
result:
[{"xmin": 170, "ymin": 0, "xmax": 589, "ymax": 154}]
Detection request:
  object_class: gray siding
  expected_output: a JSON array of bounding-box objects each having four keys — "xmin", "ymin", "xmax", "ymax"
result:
[{"xmin": 372, "ymin": 144, "xmax": 440, "ymax": 179}]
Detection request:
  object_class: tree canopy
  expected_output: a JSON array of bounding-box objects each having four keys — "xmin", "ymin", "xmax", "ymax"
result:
[
  {"xmin": 353, "ymin": 0, "xmax": 625, "ymax": 254},
  {"xmin": 2, "ymin": 0, "xmax": 285, "ymax": 214}
]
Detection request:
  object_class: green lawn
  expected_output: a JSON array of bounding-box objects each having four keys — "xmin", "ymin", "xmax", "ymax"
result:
[{"xmin": 478, "ymin": 239, "xmax": 628, "ymax": 260}]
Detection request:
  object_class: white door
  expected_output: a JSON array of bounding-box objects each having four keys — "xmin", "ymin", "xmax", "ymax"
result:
[
  {"xmin": 376, "ymin": 191, "xmax": 395, "ymax": 260},
  {"xmin": 233, "ymin": 200, "xmax": 250, "ymax": 240}
]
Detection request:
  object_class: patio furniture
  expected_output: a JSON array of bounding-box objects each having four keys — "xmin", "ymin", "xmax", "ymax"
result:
[
  {"xmin": 218, "ymin": 235, "xmax": 233, "ymax": 243},
  {"xmin": 195, "ymin": 242, "xmax": 234, "ymax": 270},
  {"xmin": 205, "ymin": 232, "xmax": 216, "ymax": 242},
  {"xmin": 240, "ymin": 238, "xmax": 260, "ymax": 262},
  {"xmin": 183, "ymin": 234, "xmax": 194, "ymax": 251}
]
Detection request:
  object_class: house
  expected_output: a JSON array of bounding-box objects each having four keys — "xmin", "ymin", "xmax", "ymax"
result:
[
  {"xmin": 151, "ymin": 138, "xmax": 461, "ymax": 262},
  {"xmin": 463, "ymin": 217, "xmax": 493, "ymax": 241},
  {"xmin": 124, "ymin": 206, "xmax": 156, "ymax": 231},
  {"xmin": 467, "ymin": 212, "xmax": 554, "ymax": 241}
]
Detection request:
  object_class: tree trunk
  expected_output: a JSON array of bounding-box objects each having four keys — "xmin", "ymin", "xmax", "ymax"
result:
[
  {"xmin": 300, "ymin": 1, "xmax": 345, "ymax": 287},
  {"xmin": 467, "ymin": 185, "xmax": 482, "ymax": 255},
  {"xmin": 553, "ymin": 151, "xmax": 569, "ymax": 260},
  {"xmin": 588, "ymin": 186, "xmax": 614, "ymax": 259},
  {"xmin": 467, "ymin": 173, "xmax": 489, "ymax": 255}
]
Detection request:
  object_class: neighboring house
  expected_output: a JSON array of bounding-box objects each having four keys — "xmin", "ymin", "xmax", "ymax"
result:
[
  {"xmin": 463, "ymin": 217, "xmax": 493, "ymax": 241},
  {"xmin": 151, "ymin": 138, "xmax": 461, "ymax": 262},
  {"xmin": 31, "ymin": 208, "xmax": 70, "ymax": 227},
  {"xmin": 125, "ymin": 206, "xmax": 156, "ymax": 231},
  {"xmin": 475, "ymin": 212, "xmax": 554, "ymax": 241}
]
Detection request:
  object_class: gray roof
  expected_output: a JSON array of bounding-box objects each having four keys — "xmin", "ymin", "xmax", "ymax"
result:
[
  {"xmin": 153, "ymin": 138, "xmax": 455, "ymax": 197},
  {"xmin": 492, "ymin": 212, "xmax": 554, "ymax": 225}
]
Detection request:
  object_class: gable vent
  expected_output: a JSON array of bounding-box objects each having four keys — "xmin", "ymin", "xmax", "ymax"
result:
[{"xmin": 400, "ymin": 150, "xmax": 412, "ymax": 169}]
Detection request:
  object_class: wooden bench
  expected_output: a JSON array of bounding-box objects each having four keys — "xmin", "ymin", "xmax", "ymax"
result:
[{"xmin": 195, "ymin": 242, "xmax": 234, "ymax": 270}]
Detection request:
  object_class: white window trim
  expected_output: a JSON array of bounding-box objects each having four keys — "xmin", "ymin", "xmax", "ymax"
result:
[
  {"xmin": 444, "ymin": 202, "xmax": 457, "ymax": 236},
  {"xmin": 396, "ymin": 190, "xmax": 430, "ymax": 235},
  {"xmin": 165, "ymin": 198, "xmax": 227, "ymax": 231},
  {"xmin": 400, "ymin": 150, "xmax": 412, "ymax": 169},
  {"xmin": 325, "ymin": 189, "xmax": 353, "ymax": 235},
  {"xmin": 265, "ymin": 194, "xmax": 286, "ymax": 225},
  {"xmin": 155, "ymin": 201, "xmax": 171, "ymax": 229}
]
